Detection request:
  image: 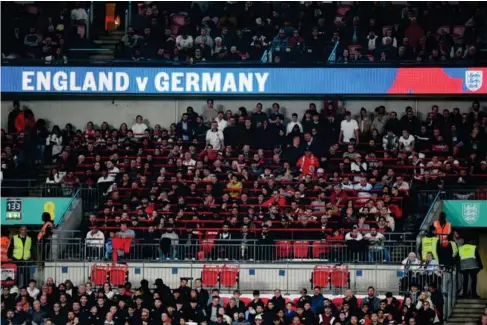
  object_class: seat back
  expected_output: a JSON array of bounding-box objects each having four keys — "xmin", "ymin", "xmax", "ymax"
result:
[
  {"xmin": 220, "ymin": 264, "xmax": 239, "ymax": 287},
  {"xmin": 293, "ymin": 241, "xmax": 310, "ymax": 258},
  {"xmin": 312, "ymin": 241, "xmax": 329, "ymax": 258},
  {"xmin": 202, "ymin": 265, "xmax": 220, "ymax": 287},
  {"xmin": 110, "ymin": 264, "xmax": 128, "ymax": 286},
  {"xmin": 331, "ymin": 265, "xmax": 349, "ymax": 288},
  {"xmin": 312, "ymin": 265, "xmax": 332, "ymax": 288},
  {"xmin": 275, "ymin": 241, "xmax": 292, "ymax": 258},
  {"xmin": 91, "ymin": 264, "xmax": 110, "ymax": 286}
]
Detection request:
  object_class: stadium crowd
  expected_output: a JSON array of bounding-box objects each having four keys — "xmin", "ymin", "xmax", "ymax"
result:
[
  {"xmin": 1, "ymin": 275, "xmax": 448, "ymax": 325},
  {"xmin": 2, "ymin": 99, "xmax": 487, "ymax": 265},
  {"xmin": 2, "ymin": 2, "xmax": 485, "ymax": 64},
  {"xmin": 119, "ymin": 2, "xmax": 486, "ymax": 63}
]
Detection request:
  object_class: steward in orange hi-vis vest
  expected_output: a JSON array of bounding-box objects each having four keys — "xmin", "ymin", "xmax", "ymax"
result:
[{"xmin": 434, "ymin": 212, "xmax": 452, "ymax": 247}]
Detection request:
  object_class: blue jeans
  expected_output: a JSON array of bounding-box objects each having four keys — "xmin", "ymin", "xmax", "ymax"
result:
[
  {"xmin": 160, "ymin": 247, "xmax": 177, "ymax": 260},
  {"xmin": 36, "ymin": 145, "xmax": 45, "ymax": 163},
  {"xmin": 369, "ymin": 248, "xmax": 391, "ymax": 263}
]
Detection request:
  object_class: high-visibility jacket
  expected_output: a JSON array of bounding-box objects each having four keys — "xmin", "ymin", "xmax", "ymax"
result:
[
  {"xmin": 450, "ymin": 241, "xmax": 458, "ymax": 257},
  {"xmin": 421, "ymin": 236, "xmax": 438, "ymax": 260},
  {"xmin": 433, "ymin": 220, "xmax": 452, "ymax": 246},
  {"xmin": 12, "ymin": 235, "xmax": 32, "ymax": 260},
  {"xmin": 1, "ymin": 237, "xmax": 10, "ymax": 261},
  {"xmin": 37, "ymin": 221, "xmax": 53, "ymax": 241},
  {"xmin": 459, "ymin": 244, "xmax": 479, "ymax": 271}
]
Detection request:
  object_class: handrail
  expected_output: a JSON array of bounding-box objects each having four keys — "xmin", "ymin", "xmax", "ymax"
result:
[
  {"xmin": 415, "ymin": 190, "xmax": 442, "ymax": 252},
  {"xmin": 327, "ymin": 41, "xmax": 339, "ymax": 63}
]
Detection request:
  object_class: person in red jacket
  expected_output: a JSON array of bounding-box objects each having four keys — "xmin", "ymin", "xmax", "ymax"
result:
[
  {"xmin": 297, "ymin": 150, "xmax": 319, "ymax": 176},
  {"xmin": 263, "ymin": 190, "xmax": 287, "ymax": 207}
]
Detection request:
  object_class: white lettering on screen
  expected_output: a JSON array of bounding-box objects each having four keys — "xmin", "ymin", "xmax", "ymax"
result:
[
  {"xmin": 186, "ymin": 72, "xmax": 200, "ymax": 92},
  {"xmin": 22, "ymin": 71, "xmax": 35, "ymax": 91},
  {"xmin": 202, "ymin": 73, "xmax": 221, "ymax": 92},
  {"xmin": 154, "ymin": 72, "xmax": 169, "ymax": 92}
]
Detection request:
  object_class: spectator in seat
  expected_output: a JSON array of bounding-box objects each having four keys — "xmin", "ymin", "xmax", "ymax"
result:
[
  {"xmin": 339, "ymin": 111, "xmax": 359, "ymax": 145},
  {"xmin": 345, "ymin": 226, "xmax": 365, "ymax": 262},
  {"xmin": 206, "ymin": 121, "xmax": 224, "ymax": 151},
  {"xmin": 85, "ymin": 224, "xmax": 105, "ymax": 260},
  {"xmin": 272, "ymin": 29, "xmax": 288, "ymax": 49},
  {"xmin": 46, "ymin": 125, "xmax": 63, "ymax": 163},
  {"xmin": 286, "ymin": 113, "xmax": 303, "ymax": 135},
  {"xmin": 364, "ymin": 227, "xmax": 390, "ymax": 263},
  {"xmin": 159, "ymin": 224, "xmax": 179, "ymax": 261},
  {"xmin": 361, "ymin": 286, "xmax": 381, "ymax": 313},
  {"xmin": 382, "ymin": 129, "xmax": 398, "ymax": 155},
  {"xmin": 310, "ymin": 286, "xmax": 324, "ymax": 314},
  {"xmin": 296, "ymin": 150, "xmax": 319, "ymax": 176},
  {"xmin": 131, "ymin": 115, "xmax": 148, "ymax": 138}
]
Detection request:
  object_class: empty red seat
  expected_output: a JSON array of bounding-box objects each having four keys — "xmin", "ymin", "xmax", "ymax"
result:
[
  {"xmin": 311, "ymin": 265, "xmax": 332, "ymax": 288},
  {"xmin": 110, "ymin": 264, "xmax": 128, "ymax": 286},
  {"xmin": 220, "ymin": 264, "xmax": 239, "ymax": 288},
  {"xmin": 276, "ymin": 241, "xmax": 292, "ymax": 258},
  {"xmin": 312, "ymin": 241, "xmax": 328, "ymax": 258},
  {"xmin": 293, "ymin": 241, "xmax": 309, "ymax": 258},
  {"xmin": 91, "ymin": 264, "xmax": 110, "ymax": 286},
  {"xmin": 331, "ymin": 265, "xmax": 349, "ymax": 288},
  {"xmin": 201, "ymin": 239, "xmax": 215, "ymax": 255},
  {"xmin": 202, "ymin": 265, "xmax": 220, "ymax": 287}
]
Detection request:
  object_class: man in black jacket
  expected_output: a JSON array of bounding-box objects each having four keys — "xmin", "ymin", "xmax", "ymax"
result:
[
  {"xmin": 194, "ymin": 278, "xmax": 210, "ymax": 308},
  {"xmin": 270, "ymin": 289, "xmax": 286, "ymax": 311}
]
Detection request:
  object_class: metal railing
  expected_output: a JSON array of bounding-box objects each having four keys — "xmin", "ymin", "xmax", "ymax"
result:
[
  {"xmin": 39, "ymin": 238, "xmax": 416, "ymax": 264},
  {"xmin": 6, "ymin": 261, "xmax": 455, "ymax": 308}
]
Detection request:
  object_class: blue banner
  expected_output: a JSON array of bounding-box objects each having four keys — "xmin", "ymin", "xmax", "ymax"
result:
[
  {"xmin": 1, "ymin": 66, "xmax": 486, "ymax": 95},
  {"xmin": 1, "ymin": 197, "xmax": 72, "ymax": 225}
]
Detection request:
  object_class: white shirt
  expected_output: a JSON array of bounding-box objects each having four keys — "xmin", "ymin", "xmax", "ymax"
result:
[
  {"xmin": 206, "ymin": 129, "xmax": 224, "ymax": 150},
  {"xmin": 286, "ymin": 121, "xmax": 303, "ymax": 135},
  {"xmin": 353, "ymin": 182, "xmax": 373, "ymax": 197},
  {"xmin": 46, "ymin": 134, "xmax": 63, "ymax": 156},
  {"xmin": 393, "ymin": 181, "xmax": 410, "ymax": 191},
  {"xmin": 345, "ymin": 232, "xmax": 363, "ymax": 241},
  {"xmin": 350, "ymin": 161, "xmax": 367, "ymax": 173},
  {"xmin": 27, "ymin": 287, "xmax": 40, "ymax": 299},
  {"xmin": 131, "ymin": 123, "xmax": 148, "ymax": 137},
  {"xmin": 86, "ymin": 230, "xmax": 105, "ymax": 248},
  {"xmin": 46, "ymin": 173, "xmax": 62, "ymax": 184},
  {"xmin": 364, "ymin": 232, "xmax": 385, "ymax": 242},
  {"xmin": 183, "ymin": 159, "xmax": 196, "ymax": 168},
  {"xmin": 399, "ymin": 135, "xmax": 415, "ymax": 151},
  {"xmin": 176, "ymin": 35, "xmax": 194, "ymax": 49},
  {"xmin": 70, "ymin": 8, "xmax": 88, "ymax": 21},
  {"xmin": 340, "ymin": 119, "xmax": 358, "ymax": 143},
  {"xmin": 107, "ymin": 166, "xmax": 119, "ymax": 182},
  {"xmin": 215, "ymin": 117, "xmax": 228, "ymax": 131}
]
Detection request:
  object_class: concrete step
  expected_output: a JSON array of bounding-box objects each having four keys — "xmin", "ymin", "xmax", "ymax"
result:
[
  {"xmin": 455, "ymin": 303, "xmax": 486, "ymax": 308},
  {"xmin": 446, "ymin": 322, "xmax": 476, "ymax": 325},
  {"xmin": 448, "ymin": 316, "xmax": 480, "ymax": 322},
  {"xmin": 94, "ymin": 39, "xmax": 119, "ymax": 45},
  {"xmin": 456, "ymin": 298, "xmax": 487, "ymax": 304}
]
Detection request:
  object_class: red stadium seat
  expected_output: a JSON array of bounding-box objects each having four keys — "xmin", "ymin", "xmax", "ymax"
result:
[
  {"xmin": 201, "ymin": 239, "xmax": 215, "ymax": 255},
  {"xmin": 293, "ymin": 241, "xmax": 310, "ymax": 258},
  {"xmin": 91, "ymin": 264, "xmax": 110, "ymax": 286},
  {"xmin": 110, "ymin": 264, "xmax": 128, "ymax": 286},
  {"xmin": 220, "ymin": 264, "xmax": 239, "ymax": 288},
  {"xmin": 311, "ymin": 265, "xmax": 332, "ymax": 288},
  {"xmin": 336, "ymin": 5, "xmax": 352, "ymax": 17},
  {"xmin": 312, "ymin": 241, "xmax": 328, "ymax": 258},
  {"xmin": 276, "ymin": 241, "xmax": 292, "ymax": 259},
  {"xmin": 202, "ymin": 265, "xmax": 220, "ymax": 287},
  {"xmin": 331, "ymin": 265, "xmax": 349, "ymax": 288}
]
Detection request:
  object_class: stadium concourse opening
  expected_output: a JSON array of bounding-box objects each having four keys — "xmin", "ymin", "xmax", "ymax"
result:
[{"xmin": 2, "ymin": 1, "xmax": 487, "ymax": 325}]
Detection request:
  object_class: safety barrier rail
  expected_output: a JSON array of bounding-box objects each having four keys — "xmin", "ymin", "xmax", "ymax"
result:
[
  {"xmin": 2, "ymin": 261, "xmax": 456, "ymax": 319},
  {"xmin": 38, "ymin": 238, "xmax": 416, "ymax": 264}
]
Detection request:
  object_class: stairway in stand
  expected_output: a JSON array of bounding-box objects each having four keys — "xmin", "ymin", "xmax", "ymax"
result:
[
  {"xmin": 90, "ymin": 30, "xmax": 124, "ymax": 60},
  {"xmin": 447, "ymin": 298, "xmax": 486, "ymax": 325}
]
